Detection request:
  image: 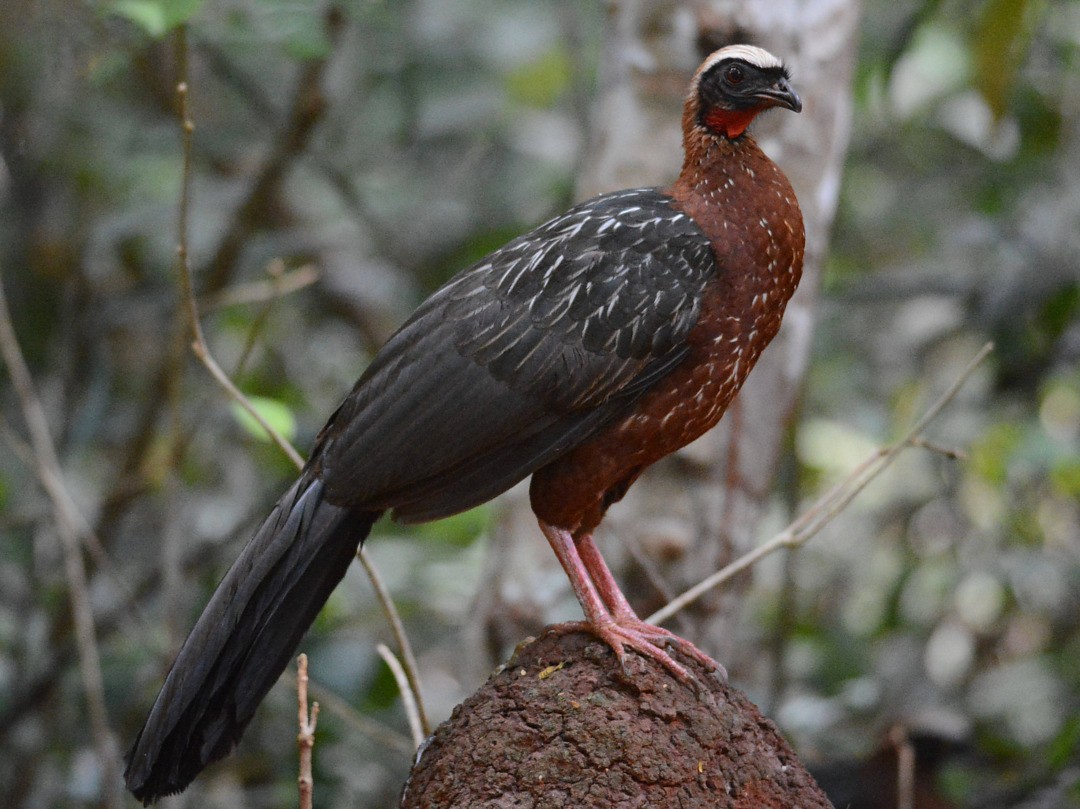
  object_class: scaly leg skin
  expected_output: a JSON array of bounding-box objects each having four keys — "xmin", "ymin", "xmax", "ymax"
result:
[
  {"xmin": 577, "ymin": 533, "xmax": 727, "ymax": 680},
  {"xmin": 539, "ymin": 521, "xmax": 721, "ymax": 681}
]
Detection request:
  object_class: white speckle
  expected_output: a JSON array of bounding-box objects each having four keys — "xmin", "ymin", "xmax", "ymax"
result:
[{"xmin": 541, "ymin": 254, "xmax": 564, "ymax": 284}]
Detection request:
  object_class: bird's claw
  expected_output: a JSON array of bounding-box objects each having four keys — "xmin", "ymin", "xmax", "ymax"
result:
[{"xmin": 552, "ymin": 617, "xmax": 726, "ymax": 683}]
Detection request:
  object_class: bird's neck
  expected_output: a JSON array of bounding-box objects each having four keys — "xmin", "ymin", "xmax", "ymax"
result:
[
  {"xmin": 671, "ymin": 126, "xmax": 769, "ymax": 201},
  {"xmin": 666, "ymin": 125, "xmax": 805, "ymax": 319},
  {"xmin": 668, "ymin": 130, "xmax": 798, "ymax": 245}
]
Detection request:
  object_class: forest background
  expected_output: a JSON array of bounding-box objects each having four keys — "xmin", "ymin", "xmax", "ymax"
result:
[{"xmin": 1, "ymin": 1, "xmax": 1078, "ymax": 807}]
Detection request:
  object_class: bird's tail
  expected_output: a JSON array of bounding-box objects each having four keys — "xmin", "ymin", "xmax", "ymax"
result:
[{"xmin": 124, "ymin": 474, "xmax": 378, "ymax": 804}]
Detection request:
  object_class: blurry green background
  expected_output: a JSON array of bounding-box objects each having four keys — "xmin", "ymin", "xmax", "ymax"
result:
[{"xmin": 0, "ymin": 1, "xmax": 1078, "ymax": 807}]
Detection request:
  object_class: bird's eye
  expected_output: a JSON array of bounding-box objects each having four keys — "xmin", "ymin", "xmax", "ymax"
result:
[{"xmin": 725, "ymin": 65, "xmax": 745, "ymax": 85}]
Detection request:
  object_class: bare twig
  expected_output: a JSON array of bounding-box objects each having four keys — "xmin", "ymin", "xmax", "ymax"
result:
[
  {"xmin": 173, "ymin": 33, "xmax": 304, "ymax": 469},
  {"xmin": 228, "ymin": 259, "xmax": 287, "ymax": 381},
  {"xmin": 890, "ymin": 724, "xmax": 916, "ymax": 809},
  {"xmin": 910, "ymin": 436, "xmax": 967, "ymax": 460},
  {"xmin": 0, "ymin": 270, "xmax": 122, "ymax": 809},
  {"xmin": 192, "ymin": 340, "xmax": 307, "ymax": 465},
  {"xmin": 297, "ymin": 653, "xmax": 319, "ymax": 809},
  {"xmin": 358, "ymin": 547, "xmax": 431, "ymax": 736},
  {"xmin": 305, "ymin": 673, "xmax": 413, "ymax": 754},
  {"xmin": 0, "ymin": 416, "xmax": 147, "ymax": 630},
  {"xmin": 648, "ymin": 342, "xmax": 994, "ymax": 626},
  {"xmin": 376, "ymin": 644, "xmax": 426, "ymax": 751},
  {"xmin": 201, "ymin": 262, "xmax": 320, "ymax": 312},
  {"xmin": 94, "ymin": 261, "xmax": 318, "ymax": 545}
]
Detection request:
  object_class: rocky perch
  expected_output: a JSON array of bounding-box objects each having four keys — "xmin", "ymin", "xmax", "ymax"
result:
[{"xmin": 400, "ymin": 629, "xmax": 833, "ymax": 808}]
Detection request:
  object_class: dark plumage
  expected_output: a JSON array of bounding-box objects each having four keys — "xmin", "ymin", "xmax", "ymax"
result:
[
  {"xmin": 320, "ymin": 189, "xmax": 717, "ymax": 522},
  {"xmin": 126, "ymin": 44, "xmax": 805, "ymax": 803}
]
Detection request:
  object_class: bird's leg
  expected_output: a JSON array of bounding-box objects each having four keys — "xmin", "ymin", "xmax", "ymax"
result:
[
  {"xmin": 539, "ymin": 521, "xmax": 700, "ymax": 680},
  {"xmin": 538, "ymin": 520, "xmax": 620, "ymax": 631},
  {"xmin": 575, "ymin": 533, "xmax": 641, "ymax": 620},
  {"xmin": 576, "ymin": 533, "xmax": 726, "ymax": 679}
]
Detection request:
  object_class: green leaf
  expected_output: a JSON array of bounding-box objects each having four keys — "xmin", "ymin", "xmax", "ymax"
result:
[
  {"xmin": 972, "ymin": 0, "xmax": 1046, "ymax": 121},
  {"xmin": 506, "ymin": 48, "xmax": 572, "ymax": 109},
  {"xmin": 107, "ymin": 0, "xmax": 206, "ymax": 38},
  {"xmin": 1047, "ymin": 715, "xmax": 1080, "ymax": 771},
  {"xmin": 1050, "ymin": 459, "xmax": 1080, "ymax": 498},
  {"xmin": 969, "ymin": 422, "xmax": 1023, "ymax": 485},
  {"xmin": 246, "ymin": 1, "xmax": 332, "ymax": 60},
  {"xmin": 230, "ymin": 396, "xmax": 298, "ymax": 445}
]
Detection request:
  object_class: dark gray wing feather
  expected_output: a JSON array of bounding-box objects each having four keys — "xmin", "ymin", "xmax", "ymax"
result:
[{"xmin": 319, "ymin": 188, "xmax": 717, "ymax": 520}]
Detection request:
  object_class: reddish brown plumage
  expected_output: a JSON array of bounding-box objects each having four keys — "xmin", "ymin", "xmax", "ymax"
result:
[{"xmin": 530, "ymin": 63, "xmax": 804, "ymax": 539}]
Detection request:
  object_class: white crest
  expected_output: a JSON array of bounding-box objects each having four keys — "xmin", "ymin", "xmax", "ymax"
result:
[{"xmin": 698, "ymin": 44, "xmax": 784, "ymax": 76}]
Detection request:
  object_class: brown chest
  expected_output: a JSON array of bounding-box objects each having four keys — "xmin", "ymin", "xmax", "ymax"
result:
[{"xmin": 530, "ymin": 137, "xmax": 804, "ymax": 535}]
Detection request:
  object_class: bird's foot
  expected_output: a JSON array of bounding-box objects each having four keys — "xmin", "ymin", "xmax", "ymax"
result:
[
  {"xmin": 614, "ymin": 616, "xmax": 728, "ymax": 681},
  {"xmin": 551, "ymin": 617, "xmax": 726, "ymax": 683}
]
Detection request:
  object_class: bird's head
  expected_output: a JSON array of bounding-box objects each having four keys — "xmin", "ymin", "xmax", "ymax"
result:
[{"xmin": 689, "ymin": 45, "xmax": 801, "ymax": 140}]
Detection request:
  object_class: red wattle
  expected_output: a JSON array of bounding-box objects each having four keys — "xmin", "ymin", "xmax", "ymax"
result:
[{"xmin": 704, "ymin": 107, "xmax": 758, "ymax": 139}]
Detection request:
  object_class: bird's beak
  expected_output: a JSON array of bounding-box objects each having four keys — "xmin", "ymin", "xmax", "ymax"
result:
[{"xmin": 755, "ymin": 77, "xmax": 802, "ymax": 113}]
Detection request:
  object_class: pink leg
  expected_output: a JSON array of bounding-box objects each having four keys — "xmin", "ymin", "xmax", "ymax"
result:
[
  {"xmin": 539, "ymin": 521, "xmax": 721, "ymax": 680},
  {"xmin": 577, "ymin": 533, "xmax": 726, "ymax": 678},
  {"xmin": 538, "ymin": 521, "xmax": 617, "ymax": 630}
]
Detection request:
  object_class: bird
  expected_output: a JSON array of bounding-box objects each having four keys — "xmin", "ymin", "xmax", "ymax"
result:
[{"xmin": 125, "ymin": 43, "xmax": 805, "ymax": 803}]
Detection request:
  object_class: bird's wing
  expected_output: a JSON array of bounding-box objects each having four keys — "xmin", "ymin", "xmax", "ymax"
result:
[{"xmin": 319, "ymin": 188, "xmax": 718, "ymax": 520}]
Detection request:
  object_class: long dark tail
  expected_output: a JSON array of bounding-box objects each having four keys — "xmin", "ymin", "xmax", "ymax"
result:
[{"xmin": 124, "ymin": 474, "xmax": 378, "ymax": 804}]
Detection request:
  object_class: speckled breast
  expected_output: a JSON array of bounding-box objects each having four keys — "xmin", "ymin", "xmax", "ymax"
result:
[{"xmin": 530, "ymin": 137, "xmax": 805, "ymax": 536}]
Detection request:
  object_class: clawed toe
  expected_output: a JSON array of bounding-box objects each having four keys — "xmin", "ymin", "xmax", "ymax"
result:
[{"xmin": 588, "ymin": 618, "xmax": 727, "ymax": 682}]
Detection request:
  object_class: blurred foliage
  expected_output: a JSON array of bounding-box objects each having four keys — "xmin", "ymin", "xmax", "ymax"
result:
[
  {"xmin": 230, "ymin": 395, "xmax": 299, "ymax": 444},
  {"xmin": 0, "ymin": 0, "xmax": 1078, "ymax": 808},
  {"xmin": 780, "ymin": 1, "xmax": 1080, "ymax": 805},
  {"xmin": 106, "ymin": 0, "xmax": 207, "ymax": 38}
]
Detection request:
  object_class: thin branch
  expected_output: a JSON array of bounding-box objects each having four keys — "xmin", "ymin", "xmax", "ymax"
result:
[
  {"xmin": 648, "ymin": 342, "xmax": 994, "ymax": 626},
  {"xmin": 1, "ymin": 530, "xmax": 411, "ymax": 754},
  {"xmin": 200, "ymin": 262, "xmax": 320, "ymax": 312},
  {"xmin": 297, "ymin": 653, "xmax": 319, "ymax": 809},
  {"xmin": 376, "ymin": 644, "xmax": 426, "ymax": 751},
  {"xmin": 889, "ymin": 724, "xmax": 915, "ymax": 809},
  {"xmin": 305, "ymin": 674, "xmax": 413, "ymax": 754},
  {"xmin": 0, "ymin": 269, "xmax": 122, "ymax": 809},
  {"xmin": 173, "ymin": 33, "xmax": 304, "ymax": 469},
  {"xmin": 910, "ymin": 436, "xmax": 967, "ymax": 460},
  {"xmin": 94, "ymin": 262, "xmax": 319, "ymax": 544},
  {"xmin": 191, "ymin": 340, "xmax": 306, "ymax": 466},
  {"xmin": 0, "ymin": 413, "xmax": 148, "ymax": 629},
  {"xmin": 228, "ymin": 259, "xmax": 288, "ymax": 381},
  {"xmin": 358, "ymin": 547, "xmax": 431, "ymax": 736}
]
